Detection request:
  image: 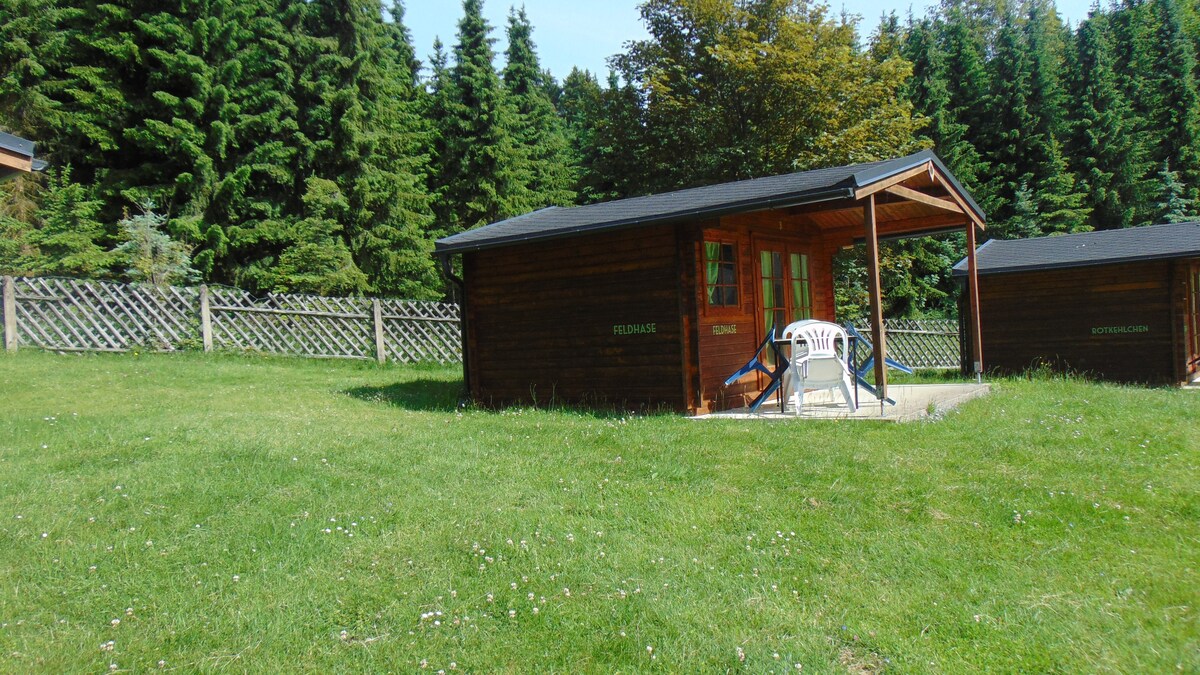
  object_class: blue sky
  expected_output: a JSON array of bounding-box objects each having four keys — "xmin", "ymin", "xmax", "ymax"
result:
[{"xmin": 404, "ymin": 0, "xmax": 1098, "ymax": 82}]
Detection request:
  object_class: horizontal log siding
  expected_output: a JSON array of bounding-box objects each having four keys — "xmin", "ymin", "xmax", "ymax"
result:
[
  {"xmin": 978, "ymin": 261, "xmax": 1181, "ymax": 384},
  {"xmin": 464, "ymin": 225, "xmax": 687, "ymax": 409},
  {"xmin": 695, "ymin": 215, "xmax": 838, "ymax": 411}
]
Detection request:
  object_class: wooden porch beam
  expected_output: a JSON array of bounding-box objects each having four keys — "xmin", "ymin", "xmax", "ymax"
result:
[
  {"xmin": 818, "ymin": 212, "xmax": 969, "ymax": 242},
  {"xmin": 883, "ymin": 185, "xmax": 963, "ymax": 213},
  {"xmin": 853, "ymin": 163, "xmax": 933, "ymax": 200},
  {"xmin": 864, "ymin": 194, "xmax": 888, "ymax": 404},
  {"xmin": 932, "ymin": 172, "xmax": 985, "ymax": 228},
  {"xmin": 966, "ymin": 223, "xmax": 984, "ymax": 378}
]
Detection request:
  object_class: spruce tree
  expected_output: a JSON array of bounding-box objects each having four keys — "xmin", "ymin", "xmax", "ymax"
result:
[
  {"xmin": 902, "ymin": 17, "xmax": 984, "ymax": 192},
  {"xmin": 1069, "ymin": 14, "xmax": 1142, "ymax": 230},
  {"xmin": 1155, "ymin": 160, "xmax": 1199, "ymax": 222},
  {"xmin": 0, "ymin": 0, "xmax": 68, "ymax": 144},
  {"xmin": 980, "ymin": 10, "xmax": 1037, "ymax": 231},
  {"xmin": 937, "ymin": 8, "xmax": 996, "ymax": 213},
  {"xmin": 1148, "ymin": 0, "xmax": 1200, "ymax": 199},
  {"xmin": 28, "ymin": 166, "xmax": 114, "ymax": 277},
  {"xmin": 210, "ymin": 0, "xmax": 303, "ymax": 288},
  {"xmin": 432, "ymin": 0, "xmax": 528, "ymax": 235},
  {"xmin": 502, "ymin": 7, "xmax": 577, "ymax": 209},
  {"xmin": 291, "ymin": 0, "xmax": 439, "ymax": 297}
]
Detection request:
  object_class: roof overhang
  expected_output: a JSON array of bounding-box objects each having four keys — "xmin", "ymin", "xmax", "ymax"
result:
[
  {"xmin": 434, "ymin": 188, "xmax": 855, "ymax": 256},
  {"xmin": 953, "ymin": 249, "xmax": 1200, "ymax": 277}
]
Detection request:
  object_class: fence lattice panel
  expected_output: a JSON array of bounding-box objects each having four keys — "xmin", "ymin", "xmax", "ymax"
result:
[
  {"xmin": 3, "ymin": 276, "xmax": 461, "ymax": 364},
  {"xmin": 208, "ymin": 288, "xmax": 376, "ymax": 360},
  {"xmin": 852, "ymin": 319, "xmax": 960, "ymax": 370},
  {"xmin": 10, "ymin": 277, "xmax": 199, "ymax": 352},
  {"xmin": 380, "ymin": 299, "xmax": 461, "ymax": 364}
]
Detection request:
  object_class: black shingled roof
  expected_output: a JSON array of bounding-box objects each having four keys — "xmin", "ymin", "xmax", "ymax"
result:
[
  {"xmin": 435, "ymin": 150, "xmax": 982, "ymax": 255},
  {"xmin": 953, "ymin": 221, "xmax": 1200, "ymax": 276}
]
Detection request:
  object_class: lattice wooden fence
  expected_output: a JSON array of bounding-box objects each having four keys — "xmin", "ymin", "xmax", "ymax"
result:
[
  {"xmin": 2, "ymin": 276, "xmax": 460, "ymax": 364},
  {"xmin": 851, "ymin": 318, "xmax": 960, "ymax": 370}
]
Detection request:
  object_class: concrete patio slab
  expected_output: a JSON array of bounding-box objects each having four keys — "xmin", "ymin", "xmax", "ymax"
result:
[{"xmin": 693, "ymin": 383, "xmax": 991, "ymax": 423}]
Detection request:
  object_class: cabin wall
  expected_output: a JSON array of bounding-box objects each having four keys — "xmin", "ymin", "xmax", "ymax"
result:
[
  {"xmin": 693, "ymin": 213, "xmax": 840, "ymax": 412},
  {"xmin": 463, "ymin": 224, "xmax": 689, "ymax": 410},
  {"xmin": 974, "ymin": 260, "xmax": 1186, "ymax": 384}
]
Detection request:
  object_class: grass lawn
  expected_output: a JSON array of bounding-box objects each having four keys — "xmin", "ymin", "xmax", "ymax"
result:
[{"xmin": 1, "ymin": 350, "xmax": 1197, "ymax": 672}]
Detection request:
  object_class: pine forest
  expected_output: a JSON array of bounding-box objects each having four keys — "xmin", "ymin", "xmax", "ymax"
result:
[{"xmin": 1, "ymin": 0, "xmax": 1198, "ymax": 317}]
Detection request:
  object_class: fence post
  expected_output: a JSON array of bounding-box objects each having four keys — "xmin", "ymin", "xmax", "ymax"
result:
[
  {"xmin": 372, "ymin": 298, "xmax": 386, "ymax": 364},
  {"xmin": 3, "ymin": 276, "xmax": 16, "ymax": 352},
  {"xmin": 199, "ymin": 284, "xmax": 213, "ymax": 352}
]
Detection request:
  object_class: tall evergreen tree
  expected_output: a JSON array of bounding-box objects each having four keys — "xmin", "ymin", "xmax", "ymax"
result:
[
  {"xmin": 902, "ymin": 17, "xmax": 985, "ymax": 192},
  {"xmin": 937, "ymin": 7, "xmax": 996, "ymax": 214},
  {"xmin": 1069, "ymin": 13, "xmax": 1142, "ymax": 230},
  {"xmin": 1148, "ymin": 0, "xmax": 1200, "ymax": 198},
  {"xmin": 502, "ymin": 7, "xmax": 577, "ymax": 208},
  {"xmin": 980, "ymin": 9, "xmax": 1037, "ymax": 231},
  {"xmin": 289, "ymin": 0, "xmax": 439, "ymax": 297},
  {"xmin": 431, "ymin": 0, "xmax": 528, "ymax": 236},
  {"xmin": 0, "ymin": 0, "xmax": 68, "ymax": 143}
]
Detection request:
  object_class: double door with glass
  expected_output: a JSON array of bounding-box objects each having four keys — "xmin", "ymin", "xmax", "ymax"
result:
[{"xmin": 755, "ymin": 241, "xmax": 815, "ymax": 365}]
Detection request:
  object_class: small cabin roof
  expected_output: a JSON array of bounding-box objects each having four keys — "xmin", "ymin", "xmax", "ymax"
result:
[
  {"xmin": 953, "ymin": 221, "xmax": 1200, "ymax": 276},
  {"xmin": 0, "ymin": 131, "xmax": 34, "ymax": 157},
  {"xmin": 435, "ymin": 150, "xmax": 983, "ymax": 255},
  {"xmin": 0, "ymin": 130, "xmax": 43, "ymax": 182}
]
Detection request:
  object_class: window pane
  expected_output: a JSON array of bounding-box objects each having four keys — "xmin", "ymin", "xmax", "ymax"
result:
[{"xmin": 705, "ymin": 241, "xmax": 738, "ymax": 307}]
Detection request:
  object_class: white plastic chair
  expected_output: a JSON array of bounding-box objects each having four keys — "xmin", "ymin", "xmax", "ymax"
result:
[{"xmin": 780, "ymin": 320, "xmax": 857, "ymax": 415}]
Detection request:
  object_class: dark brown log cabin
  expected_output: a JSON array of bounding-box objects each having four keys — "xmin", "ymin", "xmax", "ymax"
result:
[
  {"xmin": 435, "ymin": 150, "xmax": 988, "ymax": 414},
  {"xmin": 953, "ymin": 222, "xmax": 1200, "ymax": 385}
]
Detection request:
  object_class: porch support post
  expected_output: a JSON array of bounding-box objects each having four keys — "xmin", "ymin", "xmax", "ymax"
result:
[
  {"xmin": 965, "ymin": 222, "xmax": 984, "ymax": 380},
  {"xmin": 863, "ymin": 194, "xmax": 887, "ymax": 404}
]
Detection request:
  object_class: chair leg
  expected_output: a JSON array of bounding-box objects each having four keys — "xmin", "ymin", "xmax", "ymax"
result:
[
  {"xmin": 793, "ymin": 382, "xmax": 804, "ymax": 416},
  {"xmin": 839, "ymin": 380, "xmax": 857, "ymax": 413}
]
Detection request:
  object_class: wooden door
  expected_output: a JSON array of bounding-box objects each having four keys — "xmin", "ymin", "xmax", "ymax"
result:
[{"xmin": 754, "ymin": 240, "xmax": 815, "ymax": 365}]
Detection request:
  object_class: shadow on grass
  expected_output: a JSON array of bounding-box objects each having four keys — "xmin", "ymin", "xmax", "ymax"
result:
[
  {"xmin": 346, "ymin": 380, "xmax": 681, "ymax": 419},
  {"xmin": 344, "ymin": 379, "xmax": 464, "ymax": 412}
]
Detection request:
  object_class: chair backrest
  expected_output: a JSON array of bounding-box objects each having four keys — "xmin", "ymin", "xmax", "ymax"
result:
[{"xmin": 787, "ymin": 320, "xmax": 847, "ymax": 360}]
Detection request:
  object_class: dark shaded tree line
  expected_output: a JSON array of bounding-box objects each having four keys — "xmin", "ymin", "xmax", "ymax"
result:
[
  {"xmin": 898, "ymin": 0, "xmax": 1199, "ymax": 238},
  {"xmin": 0, "ymin": 0, "xmax": 575, "ymax": 298}
]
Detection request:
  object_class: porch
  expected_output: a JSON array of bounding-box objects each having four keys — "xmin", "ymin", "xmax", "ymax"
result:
[{"xmin": 694, "ymin": 382, "xmax": 991, "ymax": 423}]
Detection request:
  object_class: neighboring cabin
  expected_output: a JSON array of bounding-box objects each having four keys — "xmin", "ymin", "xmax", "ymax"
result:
[
  {"xmin": 0, "ymin": 132, "xmax": 44, "ymax": 182},
  {"xmin": 435, "ymin": 150, "xmax": 988, "ymax": 414},
  {"xmin": 954, "ymin": 222, "xmax": 1200, "ymax": 385}
]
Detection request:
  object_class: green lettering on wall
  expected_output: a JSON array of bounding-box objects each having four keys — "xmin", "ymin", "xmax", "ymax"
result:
[{"xmin": 612, "ymin": 323, "xmax": 657, "ymax": 335}]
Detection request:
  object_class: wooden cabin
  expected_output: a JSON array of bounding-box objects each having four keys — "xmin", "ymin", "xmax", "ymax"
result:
[
  {"xmin": 954, "ymin": 222, "xmax": 1200, "ymax": 385},
  {"xmin": 435, "ymin": 150, "xmax": 988, "ymax": 414},
  {"xmin": 0, "ymin": 131, "xmax": 43, "ymax": 182}
]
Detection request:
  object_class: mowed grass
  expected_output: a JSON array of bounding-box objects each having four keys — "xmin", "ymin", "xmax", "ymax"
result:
[{"xmin": 0, "ymin": 351, "xmax": 1197, "ymax": 673}]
